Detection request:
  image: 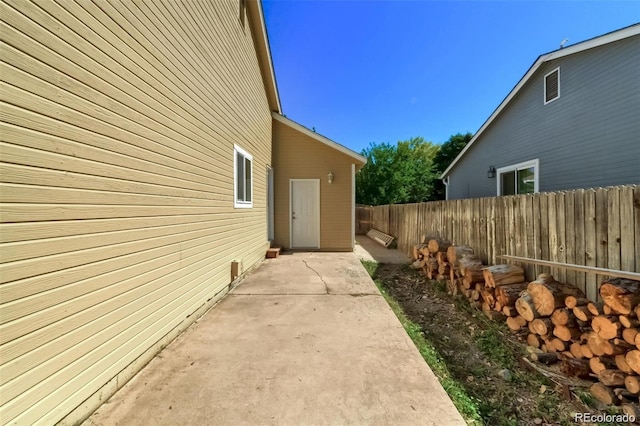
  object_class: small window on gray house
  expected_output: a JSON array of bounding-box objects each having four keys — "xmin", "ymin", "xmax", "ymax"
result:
[{"xmin": 544, "ymin": 67, "xmax": 560, "ymax": 104}]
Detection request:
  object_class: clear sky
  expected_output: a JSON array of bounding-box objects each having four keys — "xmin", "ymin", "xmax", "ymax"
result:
[{"xmin": 262, "ymin": 1, "xmax": 639, "ymax": 153}]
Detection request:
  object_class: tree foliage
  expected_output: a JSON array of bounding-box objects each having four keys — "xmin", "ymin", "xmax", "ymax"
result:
[
  {"xmin": 356, "ymin": 133, "xmax": 472, "ymax": 205},
  {"xmin": 356, "ymin": 137, "xmax": 438, "ymax": 205},
  {"xmin": 432, "ymin": 132, "xmax": 473, "ymax": 200}
]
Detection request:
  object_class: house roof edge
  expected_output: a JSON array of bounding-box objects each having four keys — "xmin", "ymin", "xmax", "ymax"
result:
[{"xmin": 439, "ymin": 23, "xmax": 640, "ymax": 180}]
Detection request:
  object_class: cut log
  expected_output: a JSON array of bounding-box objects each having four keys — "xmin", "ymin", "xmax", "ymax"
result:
[
  {"xmin": 446, "ymin": 278, "xmax": 460, "ymax": 296},
  {"xmin": 446, "ymin": 245, "xmax": 474, "ymax": 266},
  {"xmin": 589, "ymin": 382, "xmax": 618, "ymax": 405},
  {"xmin": 589, "ymin": 357, "xmax": 617, "ymax": 374},
  {"xmin": 572, "ymin": 305, "xmax": 593, "ymax": 322},
  {"xmin": 581, "ymin": 344, "xmax": 594, "ymax": 359},
  {"xmin": 561, "ymin": 358, "xmax": 591, "ymax": 379},
  {"xmin": 625, "ymin": 375, "xmax": 640, "ymax": 394},
  {"xmin": 587, "ymin": 332, "xmax": 608, "ymax": 357},
  {"xmin": 621, "ymin": 402, "xmax": 640, "ymax": 418},
  {"xmin": 531, "ymin": 318, "xmax": 553, "ymax": 336},
  {"xmin": 481, "ymin": 288, "xmax": 496, "ymax": 307},
  {"xmin": 623, "ymin": 328, "xmax": 639, "ymax": 345},
  {"xmin": 626, "ymin": 350, "xmax": 640, "ymax": 375},
  {"xmin": 527, "ymin": 333, "xmax": 543, "ymax": 348},
  {"xmin": 427, "ymin": 238, "xmax": 451, "ymax": 254},
  {"xmin": 553, "ymin": 325, "xmax": 581, "ymax": 342},
  {"xmin": 603, "ymin": 340, "xmax": 627, "ymax": 357},
  {"xmin": 506, "ymin": 315, "xmax": 526, "ymax": 331},
  {"xmin": 495, "ymin": 282, "xmax": 528, "ymax": 308},
  {"xmin": 620, "ymin": 315, "xmax": 640, "ymax": 329},
  {"xmin": 549, "ymin": 338, "xmax": 569, "ymax": 352},
  {"xmin": 482, "ymin": 264, "xmax": 525, "ymax": 288},
  {"xmin": 600, "ymin": 278, "xmax": 640, "ymax": 315},
  {"xmin": 592, "ymin": 316, "xmax": 622, "ymax": 340},
  {"xmin": 458, "ymin": 254, "xmax": 483, "ymax": 275},
  {"xmin": 550, "ymin": 308, "xmax": 575, "ymax": 326},
  {"xmin": 528, "ymin": 274, "xmax": 585, "ymax": 317},
  {"xmin": 516, "ymin": 291, "xmax": 540, "ymax": 322},
  {"xmin": 463, "ymin": 269, "xmax": 485, "ymax": 289},
  {"xmin": 616, "ymin": 354, "xmax": 635, "ymax": 375},
  {"xmin": 598, "ymin": 369, "xmax": 627, "ymax": 387},
  {"xmin": 502, "ymin": 306, "xmax": 518, "ymax": 317},
  {"xmin": 570, "ymin": 342, "xmax": 585, "ymax": 359},
  {"xmin": 531, "ymin": 352, "xmax": 561, "ymax": 365},
  {"xmin": 588, "ymin": 301, "xmax": 606, "ymax": 316},
  {"xmin": 565, "ymin": 296, "xmax": 590, "ymax": 309},
  {"xmin": 423, "ymin": 258, "xmax": 438, "ymax": 280},
  {"xmin": 412, "ymin": 244, "xmax": 428, "ymax": 260}
]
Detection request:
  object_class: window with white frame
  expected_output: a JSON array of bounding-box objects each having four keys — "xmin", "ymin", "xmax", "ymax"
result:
[
  {"xmin": 234, "ymin": 145, "xmax": 252, "ymax": 208},
  {"xmin": 544, "ymin": 67, "xmax": 560, "ymax": 104},
  {"xmin": 497, "ymin": 159, "xmax": 539, "ymax": 196}
]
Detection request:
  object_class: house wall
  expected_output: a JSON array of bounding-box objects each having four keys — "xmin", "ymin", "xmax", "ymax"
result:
[
  {"xmin": 447, "ymin": 35, "xmax": 640, "ymax": 200},
  {"xmin": 272, "ymin": 120, "xmax": 355, "ymax": 251},
  {"xmin": 0, "ymin": 1, "xmax": 272, "ymax": 423}
]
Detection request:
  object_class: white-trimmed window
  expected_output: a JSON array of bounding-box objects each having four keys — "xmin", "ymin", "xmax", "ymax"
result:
[
  {"xmin": 234, "ymin": 145, "xmax": 252, "ymax": 208},
  {"xmin": 497, "ymin": 159, "xmax": 539, "ymax": 196},
  {"xmin": 544, "ymin": 67, "xmax": 560, "ymax": 104}
]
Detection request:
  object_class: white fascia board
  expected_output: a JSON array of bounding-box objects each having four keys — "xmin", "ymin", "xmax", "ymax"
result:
[
  {"xmin": 254, "ymin": 0, "xmax": 282, "ymax": 113},
  {"xmin": 272, "ymin": 112, "xmax": 367, "ymax": 164},
  {"xmin": 439, "ymin": 23, "xmax": 640, "ymax": 180}
]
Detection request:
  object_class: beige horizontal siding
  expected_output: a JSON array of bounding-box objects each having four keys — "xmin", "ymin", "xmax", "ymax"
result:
[
  {"xmin": 272, "ymin": 120, "xmax": 356, "ymax": 250},
  {"xmin": 1, "ymin": 0, "xmax": 272, "ymax": 423}
]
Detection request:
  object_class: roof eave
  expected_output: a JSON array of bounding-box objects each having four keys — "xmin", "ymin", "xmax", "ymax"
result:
[
  {"xmin": 246, "ymin": 0, "xmax": 281, "ymax": 113},
  {"xmin": 272, "ymin": 113, "xmax": 367, "ymax": 165}
]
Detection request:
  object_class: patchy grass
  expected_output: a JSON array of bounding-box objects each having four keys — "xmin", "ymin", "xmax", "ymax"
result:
[{"xmin": 362, "ymin": 261, "xmax": 595, "ymax": 426}]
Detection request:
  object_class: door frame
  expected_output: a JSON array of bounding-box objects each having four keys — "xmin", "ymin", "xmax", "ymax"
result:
[{"xmin": 289, "ymin": 179, "xmax": 320, "ymax": 249}]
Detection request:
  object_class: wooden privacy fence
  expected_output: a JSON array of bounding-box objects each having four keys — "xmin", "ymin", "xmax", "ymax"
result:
[
  {"xmin": 371, "ymin": 185, "xmax": 639, "ymax": 301},
  {"xmin": 355, "ymin": 204, "xmax": 374, "ymax": 234}
]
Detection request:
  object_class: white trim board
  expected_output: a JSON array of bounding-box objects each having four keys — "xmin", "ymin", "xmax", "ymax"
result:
[
  {"xmin": 272, "ymin": 113, "xmax": 367, "ymax": 165},
  {"xmin": 496, "ymin": 158, "xmax": 539, "ymax": 196},
  {"xmin": 233, "ymin": 144, "xmax": 253, "ymax": 209}
]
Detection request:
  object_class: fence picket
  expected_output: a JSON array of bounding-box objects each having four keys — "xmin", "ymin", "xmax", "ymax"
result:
[{"xmin": 367, "ymin": 185, "xmax": 637, "ymax": 293}]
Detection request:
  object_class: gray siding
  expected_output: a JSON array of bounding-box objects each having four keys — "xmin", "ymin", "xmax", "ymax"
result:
[{"xmin": 447, "ymin": 35, "xmax": 640, "ymax": 200}]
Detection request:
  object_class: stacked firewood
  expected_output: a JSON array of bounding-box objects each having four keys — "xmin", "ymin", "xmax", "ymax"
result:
[
  {"xmin": 411, "ymin": 239, "xmax": 640, "ymax": 413},
  {"xmin": 411, "ymin": 237, "xmax": 451, "ymax": 281},
  {"xmin": 510, "ymin": 277, "xmax": 640, "ymax": 411}
]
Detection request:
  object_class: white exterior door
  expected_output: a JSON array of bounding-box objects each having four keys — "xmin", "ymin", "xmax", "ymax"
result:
[{"xmin": 290, "ymin": 179, "xmax": 320, "ymax": 248}]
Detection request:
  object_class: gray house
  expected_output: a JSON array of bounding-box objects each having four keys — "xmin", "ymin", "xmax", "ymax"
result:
[{"xmin": 441, "ymin": 24, "xmax": 640, "ymax": 200}]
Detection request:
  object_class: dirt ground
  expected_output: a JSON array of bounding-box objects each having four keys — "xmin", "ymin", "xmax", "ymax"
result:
[{"xmin": 372, "ymin": 263, "xmax": 614, "ymax": 426}]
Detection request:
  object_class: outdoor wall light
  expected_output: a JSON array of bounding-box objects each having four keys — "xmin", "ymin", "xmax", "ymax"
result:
[
  {"xmin": 328, "ymin": 171, "xmax": 334, "ymax": 184},
  {"xmin": 487, "ymin": 166, "xmax": 496, "ymax": 179}
]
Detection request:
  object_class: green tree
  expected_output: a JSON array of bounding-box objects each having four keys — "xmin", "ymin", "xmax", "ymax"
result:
[
  {"xmin": 356, "ymin": 137, "xmax": 439, "ymax": 205},
  {"xmin": 432, "ymin": 132, "xmax": 473, "ymax": 200}
]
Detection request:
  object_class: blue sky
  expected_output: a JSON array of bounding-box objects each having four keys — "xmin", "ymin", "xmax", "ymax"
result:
[{"xmin": 262, "ymin": 1, "xmax": 639, "ymax": 153}]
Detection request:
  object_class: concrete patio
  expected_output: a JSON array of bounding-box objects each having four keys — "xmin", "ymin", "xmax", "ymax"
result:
[{"xmin": 86, "ymin": 250, "xmax": 464, "ymax": 425}]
